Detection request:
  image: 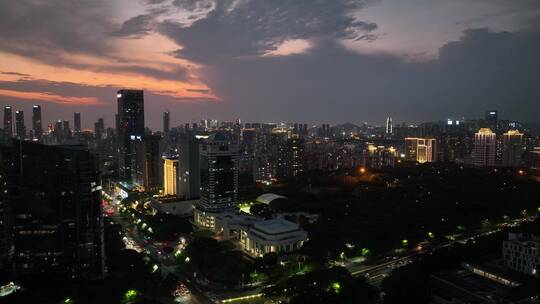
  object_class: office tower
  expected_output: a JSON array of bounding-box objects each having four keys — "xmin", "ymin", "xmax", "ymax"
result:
[
  {"xmin": 133, "ymin": 135, "xmax": 162, "ymax": 193},
  {"xmin": 163, "ymin": 157, "xmax": 178, "ymax": 196},
  {"xmin": 1, "ymin": 140, "xmax": 104, "ymax": 278},
  {"xmin": 62, "ymin": 120, "xmax": 71, "ymax": 140},
  {"xmin": 501, "ymin": 130, "xmax": 524, "ymax": 167},
  {"xmin": 94, "ymin": 118, "xmax": 104, "ymax": 141},
  {"xmin": 117, "ymin": 89, "xmax": 145, "ymax": 181},
  {"xmin": 404, "ymin": 138, "xmax": 437, "ymax": 163},
  {"xmin": 163, "ymin": 111, "xmax": 170, "ymax": 136},
  {"xmin": 194, "ymin": 132, "xmax": 238, "ymax": 229},
  {"xmin": 472, "ymin": 128, "xmax": 496, "ymax": 167},
  {"xmin": 32, "ymin": 105, "xmax": 42, "ymax": 141},
  {"xmin": 485, "ymin": 110, "xmax": 498, "ymax": 130},
  {"xmin": 15, "ymin": 110, "xmax": 25, "ymax": 139},
  {"xmin": 3, "ymin": 106, "xmax": 13, "ymax": 137},
  {"xmin": 386, "ymin": 117, "xmax": 393, "ymax": 135},
  {"xmin": 178, "ymin": 137, "xmax": 200, "ymax": 200},
  {"xmin": 54, "ymin": 120, "xmax": 63, "ymax": 143},
  {"xmin": 74, "ymin": 112, "xmax": 81, "ymax": 133}
]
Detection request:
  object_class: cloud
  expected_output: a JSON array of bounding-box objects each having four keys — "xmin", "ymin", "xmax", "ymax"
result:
[
  {"xmin": 186, "ymin": 88, "xmax": 210, "ymax": 93},
  {"xmin": 0, "ymin": 89, "xmax": 102, "ymax": 105},
  {"xmin": 0, "ymin": 71, "xmax": 32, "ymax": 77},
  {"xmin": 113, "ymin": 14, "xmax": 157, "ymax": 38},
  {"xmin": 159, "ymin": 0, "xmax": 377, "ymax": 63},
  {"xmin": 194, "ymin": 27, "xmax": 540, "ymax": 123},
  {"xmin": 0, "ymin": 0, "xmax": 115, "ymax": 58}
]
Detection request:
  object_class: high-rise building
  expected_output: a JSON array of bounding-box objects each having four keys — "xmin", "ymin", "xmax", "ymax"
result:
[
  {"xmin": 62, "ymin": 120, "xmax": 71, "ymax": 140},
  {"xmin": 163, "ymin": 111, "xmax": 170, "ymax": 137},
  {"xmin": 32, "ymin": 105, "xmax": 42, "ymax": 141},
  {"xmin": 386, "ymin": 117, "xmax": 393, "ymax": 135},
  {"xmin": 286, "ymin": 136, "xmax": 305, "ymax": 177},
  {"xmin": 501, "ymin": 130, "xmax": 523, "ymax": 167},
  {"xmin": 404, "ymin": 138, "xmax": 437, "ymax": 163},
  {"xmin": 163, "ymin": 157, "xmax": 178, "ymax": 196},
  {"xmin": 74, "ymin": 112, "xmax": 81, "ymax": 133},
  {"xmin": 1, "ymin": 140, "xmax": 104, "ymax": 278},
  {"xmin": 178, "ymin": 137, "xmax": 200, "ymax": 200},
  {"xmin": 0, "ymin": 145, "xmax": 8, "ymax": 260},
  {"xmin": 3, "ymin": 106, "xmax": 13, "ymax": 137},
  {"xmin": 364, "ymin": 144, "xmax": 397, "ymax": 168},
  {"xmin": 15, "ymin": 110, "xmax": 25, "ymax": 139},
  {"xmin": 485, "ymin": 110, "xmax": 498, "ymax": 130},
  {"xmin": 94, "ymin": 118, "xmax": 104, "ymax": 141},
  {"xmin": 133, "ymin": 135, "xmax": 162, "ymax": 193},
  {"xmin": 472, "ymin": 128, "xmax": 496, "ymax": 167},
  {"xmin": 117, "ymin": 89, "xmax": 145, "ymax": 181},
  {"xmin": 194, "ymin": 132, "xmax": 238, "ymax": 229}
]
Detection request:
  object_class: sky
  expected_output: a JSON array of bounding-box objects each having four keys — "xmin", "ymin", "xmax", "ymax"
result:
[{"xmin": 0, "ymin": 0, "xmax": 539, "ymax": 130}]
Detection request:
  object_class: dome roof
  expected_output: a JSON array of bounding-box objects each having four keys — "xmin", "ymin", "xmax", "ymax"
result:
[{"xmin": 256, "ymin": 193, "xmax": 287, "ymax": 205}]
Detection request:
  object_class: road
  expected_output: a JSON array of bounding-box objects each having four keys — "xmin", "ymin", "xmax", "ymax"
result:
[
  {"xmin": 104, "ymin": 194, "xmax": 213, "ymax": 304},
  {"xmin": 348, "ymin": 215, "xmax": 538, "ymax": 287}
]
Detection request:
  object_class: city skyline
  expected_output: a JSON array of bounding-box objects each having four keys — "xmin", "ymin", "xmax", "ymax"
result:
[{"xmin": 1, "ymin": 0, "xmax": 540, "ymax": 129}]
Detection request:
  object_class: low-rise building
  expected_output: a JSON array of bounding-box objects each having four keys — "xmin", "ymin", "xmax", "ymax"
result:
[
  {"xmin": 215, "ymin": 213, "xmax": 308, "ymax": 257},
  {"xmin": 503, "ymin": 232, "xmax": 540, "ymax": 278}
]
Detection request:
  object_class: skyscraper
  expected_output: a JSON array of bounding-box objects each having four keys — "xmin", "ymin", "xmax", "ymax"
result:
[
  {"xmin": 194, "ymin": 132, "xmax": 238, "ymax": 229},
  {"xmin": 472, "ymin": 128, "xmax": 496, "ymax": 167},
  {"xmin": 485, "ymin": 110, "xmax": 498, "ymax": 130},
  {"xmin": 117, "ymin": 89, "xmax": 145, "ymax": 181},
  {"xmin": 62, "ymin": 120, "xmax": 71, "ymax": 140},
  {"xmin": 132, "ymin": 134, "xmax": 162, "ymax": 193},
  {"xmin": 178, "ymin": 137, "xmax": 200, "ymax": 200},
  {"xmin": 502, "ymin": 130, "xmax": 524, "ymax": 167},
  {"xmin": 163, "ymin": 111, "xmax": 170, "ymax": 137},
  {"xmin": 32, "ymin": 105, "xmax": 42, "ymax": 141},
  {"xmin": 74, "ymin": 112, "xmax": 81, "ymax": 133},
  {"xmin": 15, "ymin": 110, "xmax": 25, "ymax": 139},
  {"xmin": 386, "ymin": 117, "xmax": 393, "ymax": 135},
  {"xmin": 404, "ymin": 138, "xmax": 437, "ymax": 163},
  {"xmin": 163, "ymin": 157, "xmax": 178, "ymax": 196},
  {"xmin": 1, "ymin": 140, "xmax": 104, "ymax": 278},
  {"xmin": 94, "ymin": 118, "xmax": 104, "ymax": 141},
  {"xmin": 3, "ymin": 106, "xmax": 12, "ymax": 137},
  {"xmin": 286, "ymin": 136, "xmax": 305, "ymax": 177}
]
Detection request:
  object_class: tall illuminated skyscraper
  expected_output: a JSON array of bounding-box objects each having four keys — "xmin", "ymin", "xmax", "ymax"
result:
[
  {"xmin": 3, "ymin": 106, "xmax": 13, "ymax": 137},
  {"xmin": 31, "ymin": 105, "xmax": 42, "ymax": 141},
  {"xmin": 472, "ymin": 128, "xmax": 496, "ymax": 167},
  {"xmin": 405, "ymin": 138, "xmax": 437, "ymax": 163},
  {"xmin": 385, "ymin": 117, "xmax": 393, "ymax": 135},
  {"xmin": 502, "ymin": 130, "xmax": 524, "ymax": 167},
  {"xmin": 194, "ymin": 132, "xmax": 238, "ymax": 229},
  {"xmin": 117, "ymin": 89, "xmax": 145, "ymax": 181},
  {"xmin": 163, "ymin": 157, "xmax": 178, "ymax": 196}
]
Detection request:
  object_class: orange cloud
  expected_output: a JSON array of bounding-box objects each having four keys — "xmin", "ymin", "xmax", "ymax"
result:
[{"xmin": 0, "ymin": 88, "xmax": 102, "ymax": 105}]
